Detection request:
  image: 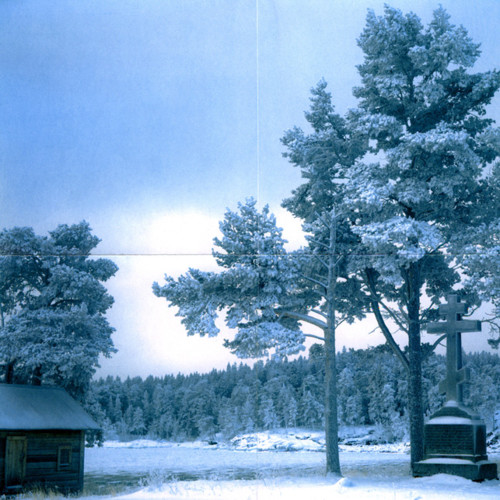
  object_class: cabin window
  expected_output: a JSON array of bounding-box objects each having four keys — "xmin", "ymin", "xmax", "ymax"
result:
[{"xmin": 57, "ymin": 446, "xmax": 72, "ymax": 470}]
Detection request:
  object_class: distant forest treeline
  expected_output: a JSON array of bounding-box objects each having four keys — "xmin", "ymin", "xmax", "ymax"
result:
[{"xmin": 87, "ymin": 346, "xmax": 500, "ymax": 443}]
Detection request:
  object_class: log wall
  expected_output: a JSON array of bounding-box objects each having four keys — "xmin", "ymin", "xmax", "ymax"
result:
[{"xmin": 0, "ymin": 430, "xmax": 85, "ymax": 494}]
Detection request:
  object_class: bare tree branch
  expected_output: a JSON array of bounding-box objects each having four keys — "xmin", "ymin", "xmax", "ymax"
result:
[
  {"xmin": 311, "ymin": 308, "xmax": 328, "ymax": 319},
  {"xmin": 372, "ymin": 295, "xmax": 409, "ymax": 334},
  {"xmin": 301, "ymin": 274, "xmax": 328, "ymax": 291},
  {"xmin": 306, "ymin": 237, "xmax": 330, "ymax": 250},
  {"xmin": 313, "ymin": 253, "xmax": 329, "ymax": 270},
  {"xmin": 314, "ymin": 211, "xmax": 332, "ymax": 229},
  {"xmin": 365, "ymin": 269, "xmax": 410, "ymax": 373},
  {"xmin": 279, "ymin": 309, "xmax": 327, "ymax": 331},
  {"xmin": 304, "ymin": 333, "xmax": 326, "ymax": 342},
  {"xmin": 335, "ymin": 317, "xmax": 346, "ymax": 329},
  {"xmin": 426, "ymin": 333, "xmax": 446, "ymax": 356}
]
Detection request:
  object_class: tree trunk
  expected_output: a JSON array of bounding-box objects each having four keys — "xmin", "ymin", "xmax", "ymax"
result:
[
  {"xmin": 1, "ymin": 307, "xmax": 16, "ymax": 384},
  {"xmin": 366, "ymin": 265, "xmax": 424, "ymax": 467},
  {"xmin": 324, "ymin": 212, "xmax": 341, "ymax": 475},
  {"xmin": 5, "ymin": 361, "xmax": 15, "ymax": 384},
  {"xmin": 324, "ymin": 309, "xmax": 340, "ymax": 474},
  {"xmin": 32, "ymin": 365, "xmax": 43, "ymax": 386},
  {"xmin": 406, "ymin": 262, "xmax": 424, "ymax": 467}
]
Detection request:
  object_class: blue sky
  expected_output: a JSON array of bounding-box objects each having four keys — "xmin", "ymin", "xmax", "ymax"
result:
[{"xmin": 1, "ymin": 0, "xmax": 498, "ymax": 377}]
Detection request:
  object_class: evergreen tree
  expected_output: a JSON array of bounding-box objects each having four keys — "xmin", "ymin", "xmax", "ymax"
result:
[
  {"xmin": 278, "ymin": 385, "xmax": 298, "ymax": 429},
  {"xmin": 280, "ymin": 81, "xmax": 370, "ymax": 473},
  {"xmin": 464, "ymin": 352, "xmax": 500, "ymax": 430},
  {"xmin": 368, "ymin": 365, "xmax": 396, "ymax": 427},
  {"xmin": 0, "ymin": 222, "xmax": 117, "ymax": 400},
  {"xmin": 298, "ymin": 389, "xmax": 323, "ymax": 428},
  {"xmin": 130, "ymin": 407, "xmax": 146, "ymax": 436},
  {"xmin": 240, "ymin": 396, "xmax": 257, "ymax": 433},
  {"xmin": 142, "ymin": 392, "xmax": 154, "ymax": 431},
  {"xmin": 218, "ymin": 400, "xmax": 241, "ymax": 438},
  {"xmin": 337, "ymin": 365, "xmax": 363, "ymax": 426},
  {"xmin": 346, "ymin": 5, "xmax": 500, "ymax": 465},
  {"xmin": 192, "ymin": 379, "xmax": 218, "ymax": 437},
  {"xmin": 259, "ymin": 393, "xmax": 279, "ymax": 430},
  {"xmin": 153, "ymin": 197, "xmax": 366, "ymax": 473},
  {"xmin": 110, "ymin": 394, "xmax": 123, "ymax": 424}
]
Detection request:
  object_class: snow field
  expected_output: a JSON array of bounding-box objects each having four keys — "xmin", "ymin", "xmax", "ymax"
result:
[
  {"xmin": 92, "ymin": 432, "xmax": 500, "ymax": 499},
  {"xmin": 21, "ymin": 432, "xmax": 500, "ymax": 499},
  {"xmin": 120, "ymin": 474, "xmax": 500, "ymax": 500}
]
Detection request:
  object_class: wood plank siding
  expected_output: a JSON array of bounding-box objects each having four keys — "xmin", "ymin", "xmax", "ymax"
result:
[{"xmin": 0, "ymin": 430, "xmax": 85, "ymax": 494}]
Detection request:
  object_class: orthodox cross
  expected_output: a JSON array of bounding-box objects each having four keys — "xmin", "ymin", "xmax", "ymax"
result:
[{"xmin": 426, "ymin": 294, "xmax": 481, "ymax": 403}]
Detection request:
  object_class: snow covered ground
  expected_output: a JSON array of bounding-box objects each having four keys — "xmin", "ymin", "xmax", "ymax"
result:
[
  {"xmin": 120, "ymin": 474, "xmax": 500, "ymax": 500},
  {"xmin": 23, "ymin": 430, "xmax": 500, "ymax": 499}
]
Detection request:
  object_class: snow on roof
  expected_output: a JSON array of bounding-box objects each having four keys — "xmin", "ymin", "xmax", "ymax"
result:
[{"xmin": 0, "ymin": 384, "xmax": 100, "ymax": 431}]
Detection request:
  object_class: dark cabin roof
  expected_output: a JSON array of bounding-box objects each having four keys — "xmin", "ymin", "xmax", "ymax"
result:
[{"xmin": 0, "ymin": 384, "xmax": 100, "ymax": 431}]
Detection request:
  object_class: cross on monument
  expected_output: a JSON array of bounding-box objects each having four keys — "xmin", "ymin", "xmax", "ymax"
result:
[{"xmin": 426, "ymin": 294, "xmax": 481, "ymax": 403}]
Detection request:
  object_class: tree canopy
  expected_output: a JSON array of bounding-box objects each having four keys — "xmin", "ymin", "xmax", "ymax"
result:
[
  {"xmin": 350, "ymin": 5, "xmax": 499, "ymax": 301},
  {"xmin": 154, "ymin": 199, "xmax": 309, "ymax": 359},
  {"xmin": 0, "ymin": 221, "xmax": 118, "ymax": 399}
]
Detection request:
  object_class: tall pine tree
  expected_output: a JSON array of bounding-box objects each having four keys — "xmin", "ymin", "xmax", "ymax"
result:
[
  {"xmin": 154, "ymin": 197, "xmax": 367, "ymax": 474},
  {"xmin": 346, "ymin": 5, "xmax": 500, "ymax": 465}
]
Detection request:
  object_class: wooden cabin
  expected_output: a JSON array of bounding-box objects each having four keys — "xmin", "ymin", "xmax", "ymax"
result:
[{"xmin": 0, "ymin": 384, "xmax": 99, "ymax": 495}]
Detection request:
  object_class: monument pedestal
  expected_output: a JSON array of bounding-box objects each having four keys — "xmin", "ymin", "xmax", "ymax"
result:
[
  {"xmin": 413, "ymin": 459, "xmax": 497, "ymax": 482},
  {"xmin": 413, "ymin": 401, "xmax": 498, "ymax": 481}
]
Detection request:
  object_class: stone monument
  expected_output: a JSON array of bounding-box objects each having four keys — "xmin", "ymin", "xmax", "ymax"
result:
[{"xmin": 413, "ymin": 294, "xmax": 498, "ymax": 481}]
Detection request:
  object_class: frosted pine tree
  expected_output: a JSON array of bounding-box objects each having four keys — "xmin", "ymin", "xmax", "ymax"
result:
[
  {"xmin": 346, "ymin": 5, "xmax": 500, "ymax": 465},
  {"xmin": 240, "ymin": 397, "xmax": 257, "ymax": 433},
  {"xmin": 298, "ymin": 389, "xmax": 324, "ymax": 428},
  {"xmin": 130, "ymin": 407, "xmax": 147, "ymax": 436},
  {"xmin": 259, "ymin": 394, "xmax": 279, "ymax": 430},
  {"xmin": 338, "ymin": 366, "xmax": 363, "ymax": 426},
  {"xmin": 154, "ymin": 199, "xmax": 305, "ymax": 359},
  {"xmin": 279, "ymin": 385, "xmax": 298, "ymax": 429},
  {"xmin": 0, "ymin": 222, "xmax": 117, "ymax": 399},
  {"xmin": 280, "ymin": 80, "xmax": 373, "ymax": 474},
  {"xmin": 154, "ymin": 198, "xmax": 365, "ymax": 474}
]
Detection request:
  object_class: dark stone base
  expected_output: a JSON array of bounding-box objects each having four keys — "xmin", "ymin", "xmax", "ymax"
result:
[
  {"xmin": 413, "ymin": 459, "xmax": 498, "ymax": 481},
  {"xmin": 423, "ymin": 401, "xmax": 489, "ymax": 462}
]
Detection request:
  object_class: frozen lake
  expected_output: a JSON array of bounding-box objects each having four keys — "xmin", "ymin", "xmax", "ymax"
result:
[
  {"xmin": 84, "ymin": 444, "xmax": 411, "ymax": 494},
  {"xmin": 76, "ymin": 435, "xmax": 500, "ymax": 498}
]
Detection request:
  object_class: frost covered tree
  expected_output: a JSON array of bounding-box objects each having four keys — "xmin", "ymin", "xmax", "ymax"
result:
[
  {"xmin": 153, "ymin": 197, "xmax": 367, "ymax": 474},
  {"xmin": 0, "ymin": 221, "xmax": 117, "ymax": 399},
  {"xmin": 345, "ymin": 5, "xmax": 500, "ymax": 465},
  {"xmin": 154, "ymin": 199, "xmax": 305, "ymax": 357},
  {"xmin": 154, "ymin": 78, "xmax": 369, "ymax": 476},
  {"xmin": 279, "ymin": 385, "xmax": 298, "ymax": 429},
  {"xmin": 368, "ymin": 364, "xmax": 396, "ymax": 427},
  {"xmin": 130, "ymin": 407, "xmax": 147, "ymax": 435},
  {"xmin": 298, "ymin": 389, "xmax": 324, "ymax": 428},
  {"xmin": 259, "ymin": 393, "xmax": 279, "ymax": 430},
  {"xmin": 240, "ymin": 397, "xmax": 257, "ymax": 433},
  {"xmin": 337, "ymin": 366, "xmax": 363, "ymax": 426},
  {"xmin": 279, "ymin": 82, "xmax": 370, "ymax": 472}
]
